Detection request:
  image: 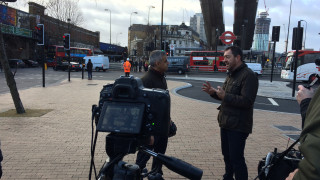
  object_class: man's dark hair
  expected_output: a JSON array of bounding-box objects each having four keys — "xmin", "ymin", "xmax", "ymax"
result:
[{"xmin": 225, "ymin": 46, "xmax": 243, "ymax": 61}]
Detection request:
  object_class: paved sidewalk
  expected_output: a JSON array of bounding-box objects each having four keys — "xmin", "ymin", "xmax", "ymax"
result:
[{"xmin": 0, "ymin": 78, "xmax": 301, "ymax": 179}]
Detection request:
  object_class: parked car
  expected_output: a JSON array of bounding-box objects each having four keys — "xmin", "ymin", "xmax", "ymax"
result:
[
  {"xmin": 54, "ymin": 61, "xmax": 81, "ymax": 71},
  {"xmin": 167, "ymin": 56, "xmax": 190, "ymax": 74},
  {"xmin": 23, "ymin": 60, "xmax": 39, "ymax": 67},
  {"xmin": 8, "ymin": 59, "xmax": 26, "ymax": 68},
  {"xmin": 246, "ymin": 63, "xmax": 262, "ymax": 75}
]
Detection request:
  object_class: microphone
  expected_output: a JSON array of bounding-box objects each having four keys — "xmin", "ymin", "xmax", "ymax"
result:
[{"xmin": 142, "ymin": 148, "xmax": 203, "ymax": 180}]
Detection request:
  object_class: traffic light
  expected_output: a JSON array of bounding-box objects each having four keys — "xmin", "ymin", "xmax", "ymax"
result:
[
  {"xmin": 272, "ymin": 26, "xmax": 280, "ymax": 42},
  {"xmin": 292, "ymin": 27, "xmax": 303, "ymax": 50},
  {"xmin": 63, "ymin": 33, "xmax": 70, "ymax": 50},
  {"xmin": 165, "ymin": 42, "xmax": 170, "ymax": 53},
  {"xmin": 35, "ymin": 24, "xmax": 44, "ymax": 45}
]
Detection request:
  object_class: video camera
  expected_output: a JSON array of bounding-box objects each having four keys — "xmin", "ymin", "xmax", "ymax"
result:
[
  {"xmin": 96, "ymin": 76, "xmax": 171, "ymax": 137},
  {"xmin": 89, "ymin": 76, "xmax": 203, "ymax": 180}
]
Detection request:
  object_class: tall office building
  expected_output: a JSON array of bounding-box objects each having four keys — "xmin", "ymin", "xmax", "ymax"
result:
[
  {"xmin": 252, "ymin": 12, "xmax": 271, "ymax": 51},
  {"xmin": 190, "ymin": 13, "xmax": 207, "ymax": 43}
]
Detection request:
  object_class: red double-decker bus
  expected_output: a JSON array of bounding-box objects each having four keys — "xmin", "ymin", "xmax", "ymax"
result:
[
  {"xmin": 189, "ymin": 51, "xmax": 226, "ymax": 72},
  {"xmin": 46, "ymin": 45, "xmax": 92, "ymax": 67}
]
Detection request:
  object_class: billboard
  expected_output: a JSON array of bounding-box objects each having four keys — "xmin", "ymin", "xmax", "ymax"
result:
[{"xmin": 0, "ymin": 4, "xmax": 17, "ymax": 26}]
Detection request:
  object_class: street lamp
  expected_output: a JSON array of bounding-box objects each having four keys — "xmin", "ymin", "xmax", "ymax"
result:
[
  {"xmin": 300, "ymin": 19, "xmax": 307, "ymax": 49},
  {"xmin": 116, "ymin": 32, "xmax": 122, "ymax": 45},
  {"xmin": 105, "ymin": 9, "xmax": 111, "ymax": 44},
  {"xmin": 148, "ymin": 6, "xmax": 155, "ymax": 25},
  {"xmin": 129, "ymin": 12, "xmax": 138, "ymax": 56}
]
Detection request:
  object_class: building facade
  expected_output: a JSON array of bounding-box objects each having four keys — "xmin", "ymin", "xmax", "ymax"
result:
[
  {"xmin": 0, "ymin": 2, "xmax": 100, "ymax": 60},
  {"xmin": 252, "ymin": 12, "xmax": 271, "ymax": 51},
  {"xmin": 128, "ymin": 23, "xmax": 203, "ymax": 58},
  {"xmin": 190, "ymin": 13, "xmax": 207, "ymax": 43}
]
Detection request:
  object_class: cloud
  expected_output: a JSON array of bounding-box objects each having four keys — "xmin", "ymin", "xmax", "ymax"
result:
[{"xmin": 10, "ymin": 0, "xmax": 320, "ymax": 51}]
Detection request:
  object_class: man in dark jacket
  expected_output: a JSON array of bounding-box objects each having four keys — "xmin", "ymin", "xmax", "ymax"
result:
[
  {"xmin": 135, "ymin": 50, "xmax": 169, "ymax": 179},
  {"xmin": 202, "ymin": 46, "xmax": 259, "ymax": 180},
  {"xmin": 87, "ymin": 59, "xmax": 93, "ymax": 80}
]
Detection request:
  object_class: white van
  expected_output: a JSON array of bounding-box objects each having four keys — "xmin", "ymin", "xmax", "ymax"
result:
[
  {"xmin": 246, "ymin": 63, "xmax": 262, "ymax": 75},
  {"xmin": 84, "ymin": 55, "xmax": 109, "ymax": 72}
]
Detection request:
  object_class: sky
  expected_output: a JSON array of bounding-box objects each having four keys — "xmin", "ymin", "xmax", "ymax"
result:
[{"xmin": 10, "ymin": 0, "xmax": 320, "ymax": 53}]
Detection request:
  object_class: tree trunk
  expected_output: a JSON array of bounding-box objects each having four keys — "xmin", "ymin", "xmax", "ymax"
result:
[{"xmin": 0, "ymin": 24, "xmax": 25, "ymax": 114}]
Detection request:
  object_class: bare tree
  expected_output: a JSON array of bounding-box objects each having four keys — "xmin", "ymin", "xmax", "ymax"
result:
[
  {"xmin": 0, "ymin": 23, "xmax": 25, "ymax": 114},
  {"xmin": 44, "ymin": 0, "xmax": 84, "ymax": 26}
]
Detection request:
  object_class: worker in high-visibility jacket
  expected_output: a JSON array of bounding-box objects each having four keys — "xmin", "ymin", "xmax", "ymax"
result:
[{"xmin": 123, "ymin": 58, "xmax": 132, "ymax": 77}]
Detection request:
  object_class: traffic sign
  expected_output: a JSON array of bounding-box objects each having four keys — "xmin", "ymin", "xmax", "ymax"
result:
[
  {"xmin": 219, "ymin": 31, "xmax": 237, "ymax": 45},
  {"xmin": 170, "ymin": 44, "xmax": 175, "ymax": 50}
]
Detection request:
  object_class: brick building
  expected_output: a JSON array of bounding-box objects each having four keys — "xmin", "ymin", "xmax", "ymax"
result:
[
  {"xmin": 0, "ymin": 2, "xmax": 100, "ymax": 60},
  {"xmin": 128, "ymin": 23, "xmax": 203, "ymax": 58}
]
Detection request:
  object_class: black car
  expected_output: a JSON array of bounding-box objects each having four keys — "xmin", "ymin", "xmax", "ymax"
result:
[
  {"xmin": 23, "ymin": 60, "xmax": 39, "ymax": 67},
  {"xmin": 167, "ymin": 56, "xmax": 190, "ymax": 74},
  {"xmin": 8, "ymin": 59, "xmax": 26, "ymax": 68},
  {"xmin": 54, "ymin": 61, "xmax": 81, "ymax": 71}
]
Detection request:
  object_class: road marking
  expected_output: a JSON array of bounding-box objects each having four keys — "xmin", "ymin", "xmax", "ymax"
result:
[{"xmin": 268, "ymin": 98, "xmax": 279, "ymax": 106}]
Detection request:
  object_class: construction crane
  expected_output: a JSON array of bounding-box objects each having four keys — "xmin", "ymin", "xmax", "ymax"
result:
[{"xmin": 264, "ymin": 0, "xmax": 269, "ymax": 15}]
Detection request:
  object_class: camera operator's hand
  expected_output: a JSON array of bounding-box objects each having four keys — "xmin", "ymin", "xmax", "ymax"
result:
[
  {"xmin": 296, "ymin": 85, "xmax": 315, "ymax": 104},
  {"xmin": 286, "ymin": 169, "xmax": 298, "ymax": 180},
  {"xmin": 149, "ymin": 136, "xmax": 154, "ymax": 145}
]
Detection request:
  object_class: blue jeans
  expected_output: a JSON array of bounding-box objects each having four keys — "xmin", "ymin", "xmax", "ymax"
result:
[
  {"xmin": 220, "ymin": 128, "xmax": 249, "ymax": 180},
  {"xmin": 88, "ymin": 70, "xmax": 92, "ymax": 79}
]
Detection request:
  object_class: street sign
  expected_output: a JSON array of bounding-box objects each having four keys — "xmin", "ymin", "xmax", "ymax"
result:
[
  {"xmin": 170, "ymin": 44, "xmax": 175, "ymax": 50},
  {"xmin": 219, "ymin": 31, "xmax": 237, "ymax": 45}
]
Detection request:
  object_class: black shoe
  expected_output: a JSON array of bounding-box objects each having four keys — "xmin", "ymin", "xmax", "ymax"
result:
[{"xmin": 148, "ymin": 173, "xmax": 164, "ymax": 180}]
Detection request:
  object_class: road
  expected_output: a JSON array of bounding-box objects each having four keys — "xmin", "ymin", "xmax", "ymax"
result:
[
  {"xmin": 0, "ymin": 67, "xmax": 304, "ymax": 114},
  {"xmin": 173, "ymin": 79, "xmax": 300, "ymax": 114}
]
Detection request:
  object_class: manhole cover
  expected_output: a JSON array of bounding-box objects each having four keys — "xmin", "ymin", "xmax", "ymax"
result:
[
  {"xmin": 285, "ymin": 134, "xmax": 300, "ymax": 141},
  {"xmin": 87, "ymin": 84, "xmax": 98, "ymax": 86},
  {"xmin": 274, "ymin": 125, "xmax": 300, "ymax": 131}
]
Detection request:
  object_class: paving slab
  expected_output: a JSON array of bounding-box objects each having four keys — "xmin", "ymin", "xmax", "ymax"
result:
[{"xmin": 0, "ymin": 78, "xmax": 301, "ymax": 180}]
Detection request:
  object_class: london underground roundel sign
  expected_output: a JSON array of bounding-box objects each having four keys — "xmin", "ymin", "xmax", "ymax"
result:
[{"xmin": 219, "ymin": 31, "xmax": 237, "ymax": 45}]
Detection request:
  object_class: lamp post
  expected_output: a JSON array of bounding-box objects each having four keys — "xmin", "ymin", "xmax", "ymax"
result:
[
  {"xmin": 215, "ymin": 28, "xmax": 219, "ymax": 71},
  {"xmin": 283, "ymin": 24, "xmax": 287, "ymax": 53},
  {"xmin": 105, "ymin": 9, "xmax": 111, "ymax": 44},
  {"xmin": 148, "ymin": 6, "xmax": 155, "ymax": 25},
  {"xmin": 116, "ymin": 32, "xmax": 122, "ymax": 45},
  {"xmin": 67, "ymin": 18, "xmax": 71, "ymax": 82},
  {"xmin": 129, "ymin": 11, "xmax": 138, "ymax": 56},
  {"xmin": 300, "ymin": 20, "xmax": 307, "ymax": 49}
]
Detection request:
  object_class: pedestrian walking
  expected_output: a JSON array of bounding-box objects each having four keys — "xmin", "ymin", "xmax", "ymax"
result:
[
  {"xmin": 202, "ymin": 46, "xmax": 259, "ymax": 180},
  {"xmin": 138, "ymin": 60, "xmax": 142, "ymax": 72},
  {"xmin": 87, "ymin": 59, "xmax": 93, "ymax": 80}
]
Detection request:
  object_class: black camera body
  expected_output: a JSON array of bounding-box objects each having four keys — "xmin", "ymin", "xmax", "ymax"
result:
[
  {"xmin": 96, "ymin": 76, "xmax": 171, "ymax": 137},
  {"xmin": 90, "ymin": 76, "xmax": 203, "ymax": 180}
]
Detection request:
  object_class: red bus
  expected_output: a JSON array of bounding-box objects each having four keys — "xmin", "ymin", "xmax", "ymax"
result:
[
  {"xmin": 46, "ymin": 45, "xmax": 92, "ymax": 67},
  {"xmin": 189, "ymin": 51, "xmax": 226, "ymax": 72}
]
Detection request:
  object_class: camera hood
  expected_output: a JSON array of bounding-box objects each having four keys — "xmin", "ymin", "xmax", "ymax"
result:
[{"xmin": 112, "ymin": 76, "xmax": 143, "ymax": 99}]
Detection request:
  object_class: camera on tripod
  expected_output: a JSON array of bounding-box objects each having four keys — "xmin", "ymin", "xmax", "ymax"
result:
[
  {"xmin": 96, "ymin": 75, "xmax": 171, "ymax": 137},
  {"xmin": 89, "ymin": 76, "xmax": 203, "ymax": 180}
]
